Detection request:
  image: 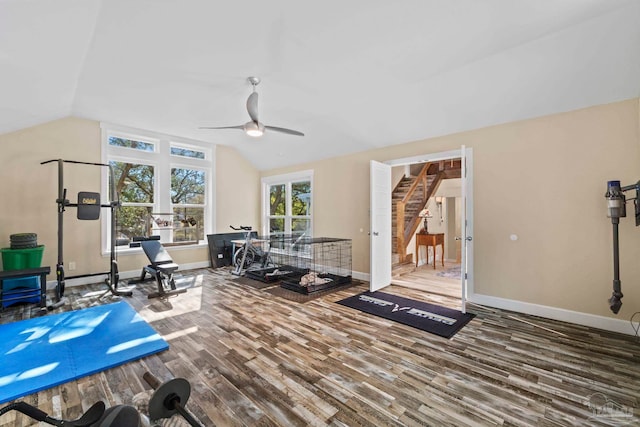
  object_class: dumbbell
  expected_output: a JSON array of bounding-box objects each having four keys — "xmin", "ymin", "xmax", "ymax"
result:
[{"xmin": 142, "ymin": 372, "xmax": 204, "ymax": 427}]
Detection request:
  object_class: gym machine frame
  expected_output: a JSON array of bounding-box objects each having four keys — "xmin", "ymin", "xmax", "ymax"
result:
[
  {"xmin": 605, "ymin": 179, "xmax": 640, "ymax": 314},
  {"xmin": 41, "ymin": 159, "xmax": 132, "ymax": 302}
]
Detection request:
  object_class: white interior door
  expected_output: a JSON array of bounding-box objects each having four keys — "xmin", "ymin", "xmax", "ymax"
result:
[
  {"xmin": 370, "ymin": 160, "xmax": 392, "ymax": 291},
  {"xmin": 460, "ymin": 146, "xmax": 473, "ymax": 313}
]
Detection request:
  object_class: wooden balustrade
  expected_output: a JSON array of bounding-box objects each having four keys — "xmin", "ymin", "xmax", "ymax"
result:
[{"xmin": 395, "ymin": 163, "xmax": 445, "ymax": 261}]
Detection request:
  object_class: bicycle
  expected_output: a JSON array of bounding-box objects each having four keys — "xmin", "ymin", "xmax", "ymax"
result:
[{"xmin": 230, "ymin": 225, "xmax": 273, "ymax": 276}]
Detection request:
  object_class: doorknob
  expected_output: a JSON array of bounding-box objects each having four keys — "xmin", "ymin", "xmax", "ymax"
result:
[
  {"xmin": 466, "ymin": 236, "xmax": 473, "ymax": 241},
  {"xmin": 372, "ymin": 231, "xmax": 379, "ymax": 236},
  {"xmin": 455, "ymin": 236, "xmax": 461, "ymax": 241}
]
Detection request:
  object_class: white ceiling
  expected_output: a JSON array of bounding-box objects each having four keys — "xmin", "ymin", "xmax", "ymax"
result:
[{"xmin": 1, "ymin": 1, "xmax": 639, "ymax": 170}]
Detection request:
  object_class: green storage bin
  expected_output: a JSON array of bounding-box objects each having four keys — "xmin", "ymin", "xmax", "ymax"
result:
[{"xmin": 0, "ymin": 245, "xmax": 45, "ymax": 271}]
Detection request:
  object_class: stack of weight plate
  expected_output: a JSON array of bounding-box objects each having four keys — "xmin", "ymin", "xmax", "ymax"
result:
[{"xmin": 9, "ymin": 233, "xmax": 38, "ymax": 249}]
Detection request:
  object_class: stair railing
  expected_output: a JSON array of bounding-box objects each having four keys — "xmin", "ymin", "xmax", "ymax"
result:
[{"xmin": 395, "ymin": 162, "xmax": 444, "ymax": 260}]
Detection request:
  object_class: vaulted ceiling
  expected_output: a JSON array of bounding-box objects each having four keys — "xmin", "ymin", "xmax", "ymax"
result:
[{"xmin": 1, "ymin": 1, "xmax": 639, "ymax": 170}]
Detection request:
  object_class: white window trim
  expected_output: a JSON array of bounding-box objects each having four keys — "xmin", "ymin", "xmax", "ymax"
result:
[
  {"xmin": 261, "ymin": 170, "xmax": 314, "ymax": 237},
  {"xmin": 100, "ymin": 123, "xmax": 216, "ymax": 254}
]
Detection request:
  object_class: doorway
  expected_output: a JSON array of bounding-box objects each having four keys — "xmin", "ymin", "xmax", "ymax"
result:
[
  {"xmin": 369, "ymin": 148, "xmax": 473, "ymax": 311},
  {"xmin": 393, "ymin": 163, "xmax": 461, "ymax": 297}
]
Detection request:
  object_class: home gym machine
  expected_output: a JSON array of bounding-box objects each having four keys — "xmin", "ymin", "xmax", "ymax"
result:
[
  {"xmin": 41, "ymin": 159, "xmax": 132, "ymax": 304},
  {"xmin": 0, "ymin": 372, "xmax": 204, "ymax": 426},
  {"xmin": 605, "ymin": 179, "xmax": 640, "ymax": 314}
]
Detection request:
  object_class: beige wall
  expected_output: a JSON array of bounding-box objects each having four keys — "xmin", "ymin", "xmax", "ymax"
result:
[
  {"xmin": 262, "ymin": 98, "xmax": 640, "ymax": 320},
  {"xmin": 2, "ymin": 99, "xmax": 639, "ymax": 322},
  {"xmin": 0, "ymin": 117, "xmax": 258, "ymax": 278},
  {"xmin": 391, "ymin": 165, "xmax": 406, "ymax": 190},
  {"xmin": 0, "ymin": 117, "xmax": 116, "ymax": 276},
  {"xmin": 215, "ymin": 145, "xmax": 261, "ymax": 233}
]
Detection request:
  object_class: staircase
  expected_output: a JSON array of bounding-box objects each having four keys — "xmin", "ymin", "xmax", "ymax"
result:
[{"xmin": 391, "ymin": 160, "xmax": 461, "ymax": 277}]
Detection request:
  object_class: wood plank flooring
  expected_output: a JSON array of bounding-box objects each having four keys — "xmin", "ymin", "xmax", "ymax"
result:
[
  {"xmin": 1, "ymin": 268, "xmax": 639, "ymax": 426},
  {"xmin": 392, "ymin": 261, "xmax": 462, "ymax": 300}
]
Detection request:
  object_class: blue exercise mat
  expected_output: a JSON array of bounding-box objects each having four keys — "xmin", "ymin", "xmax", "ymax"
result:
[{"xmin": 0, "ymin": 301, "xmax": 168, "ymax": 404}]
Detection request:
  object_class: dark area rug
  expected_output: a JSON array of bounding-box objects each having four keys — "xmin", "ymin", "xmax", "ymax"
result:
[
  {"xmin": 264, "ymin": 280, "xmax": 363, "ymax": 303},
  {"xmin": 336, "ymin": 291, "xmax": 474, "ymax": 338},
  {"xmin": 231, "ymin": 276, "xmax": 277, "ymax": 290}
]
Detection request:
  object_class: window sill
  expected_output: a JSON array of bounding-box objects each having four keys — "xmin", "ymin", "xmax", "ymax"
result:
[{"xmin": 102, "ymin": 241, "xmax": 208, "ymax": 257}]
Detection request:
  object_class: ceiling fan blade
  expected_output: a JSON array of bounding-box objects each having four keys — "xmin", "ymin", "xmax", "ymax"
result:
[
  {"xmin": 265, "ymin": 125, "xmax": 304, "ymax": 137},
  {"xmin": 200, "ymin": 78, "xmax": 302, "ymax": 138},
  {"xmin": 247, "ymin": 92, "xmax": 259, "ymax": 123},
  {"xmin": 198, "ymin": 125, "xmax": 244, "ymax": 130}
]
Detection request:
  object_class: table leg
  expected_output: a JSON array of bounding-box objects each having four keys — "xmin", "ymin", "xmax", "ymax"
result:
[
  {"xmin": 39, "ymin": 272, "xmax": 47, "ymax": 309},
  {"xmin": 431, "ymin": 245, "xmax": 435, "ymax": 269}
]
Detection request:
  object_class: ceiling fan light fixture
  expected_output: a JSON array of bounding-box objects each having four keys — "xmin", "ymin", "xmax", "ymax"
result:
[
  {"xmin": 200, "ymin": 77, "xmax": 303, "ymax": 138},
  {"xmin": 244, "ymin": 121, "xmax": 264, "ymax": 137},
  {"xmin": 246, "ymin": 129, "xmax": 263, "ymax": 137}
]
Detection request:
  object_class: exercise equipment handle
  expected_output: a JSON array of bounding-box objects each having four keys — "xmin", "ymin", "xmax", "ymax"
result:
[
  {"xmin": 230, "ymin": 225, "xmax": 252, "ymax": 231},
  {"xmin": 12, "ymin": 402, "xmax": 48, "ymax": 421},
  {"xmin": 0, "ymin": 401, "xmax": 105, "ymax": 427},
  {"xmin": 143, "ymin": 371, "xmax": 162, "ymax": 389},
  {"xmin": 41, "ymin": 158, "xmax": 110, "ymax": 167},
  {"xmin": 174, "ymin": 404, "xmax": 204, "ymax": 427}
]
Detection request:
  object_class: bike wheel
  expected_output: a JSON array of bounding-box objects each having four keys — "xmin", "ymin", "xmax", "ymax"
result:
[{"xmin": 234, "ymin": 247, "xmax": 255, "ymax": 270}]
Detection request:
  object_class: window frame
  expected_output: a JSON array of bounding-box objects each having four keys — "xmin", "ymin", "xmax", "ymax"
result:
[
  {"xmin": 169, "ymin": 162, "xmax": 208, "ymax": 244},
  {"xmin": 261, "ymin": 170, "xmax": 313, "ymax": 238},
  {"xmin": 101, "ymin": 123, "xmax": 215, "ymax": 253}
]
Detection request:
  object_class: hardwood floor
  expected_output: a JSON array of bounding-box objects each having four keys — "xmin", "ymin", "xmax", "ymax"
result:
[
  {"xmin": 1, "ymin": 267, "xmax": 639, "ymax": 426},
  {"xmin": 392, "ymin": 261, "xmax": 462, "ymax": 300}
]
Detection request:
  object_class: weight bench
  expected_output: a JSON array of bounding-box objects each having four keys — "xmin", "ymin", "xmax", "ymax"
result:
[{"xmin": 133, "ymin": 240, "xmax": 187, "ymax": 299}]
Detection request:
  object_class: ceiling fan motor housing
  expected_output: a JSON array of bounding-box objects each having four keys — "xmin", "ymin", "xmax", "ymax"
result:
[{"xmin": 244, "ymin": 120, "xmax": 264, "ymax": 137}]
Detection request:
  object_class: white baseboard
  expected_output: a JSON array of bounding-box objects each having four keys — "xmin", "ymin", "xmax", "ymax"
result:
[
  {"xmin": 469, "ymin": 292, "xmax": 637, "ymax": 336},
  {"xmin": 46, "ymin": 265, "xmax": 632, "ymax": 336},
  {"xmin": 45, "ymin": 261, "xmax": 211, "ymax": 290},
  {"xmin": 48, "ymin": 262, "xmax": 361, "ymax": 289},
  {"xmin": 352, "ymin": 270, "xmax": 369, "ymax": 282}
]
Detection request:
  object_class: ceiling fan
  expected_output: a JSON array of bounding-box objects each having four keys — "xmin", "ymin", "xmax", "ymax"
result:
[{"xmin": 200, "ymin": 76, "xmax": 304, "ymax": 138}]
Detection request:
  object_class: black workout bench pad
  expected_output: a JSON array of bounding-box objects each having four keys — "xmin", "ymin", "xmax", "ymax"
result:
[
  {"xmin": 77, "ymin": 191, "xmax": 101, "ymax": 220},
  {"xmin": 135, "ymin": 240, "xmax": 187, "ymax": 299}
]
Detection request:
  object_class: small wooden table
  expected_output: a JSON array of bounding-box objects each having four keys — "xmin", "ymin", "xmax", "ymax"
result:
[{"xmin": 415, "ymin": 233, "xmax": 444, "ymax": 269}]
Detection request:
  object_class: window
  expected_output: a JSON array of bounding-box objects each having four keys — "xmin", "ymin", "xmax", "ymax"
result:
[
  {"xmin": 171, "ymin": 167, "xmax": 205, "ymax": 243},
  {"xmin": 108, "ymin": 136, "xmax": 154, "ymax": 152},
  {"xmin": 102, "ymin": 124, "xmax": 214, "ymax": 250},
  {"xmin": 262, "ymin": 171, "xmax": 313, "ymax": 238},
  {"xmin": 171, "ymin": 146, "xmax": 205, "ymax": 159},
  {"xmin": 110, "ymin": 161, "xmax": 154, "ymax": 242}
]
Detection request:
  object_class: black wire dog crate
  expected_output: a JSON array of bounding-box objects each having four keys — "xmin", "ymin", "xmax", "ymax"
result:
[
  {"xmin": 278, "ymin": 237, "xmax": 352, "ymax": 294},
  {"xmin": 243, "ymin": 234, "xmax": 310, "ymax": 283}
]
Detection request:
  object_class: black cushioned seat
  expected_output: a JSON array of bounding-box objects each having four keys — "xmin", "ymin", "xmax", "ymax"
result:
[{"xmin": 133, "ymin": 240, "xmax": 187, "ymax": 299}]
